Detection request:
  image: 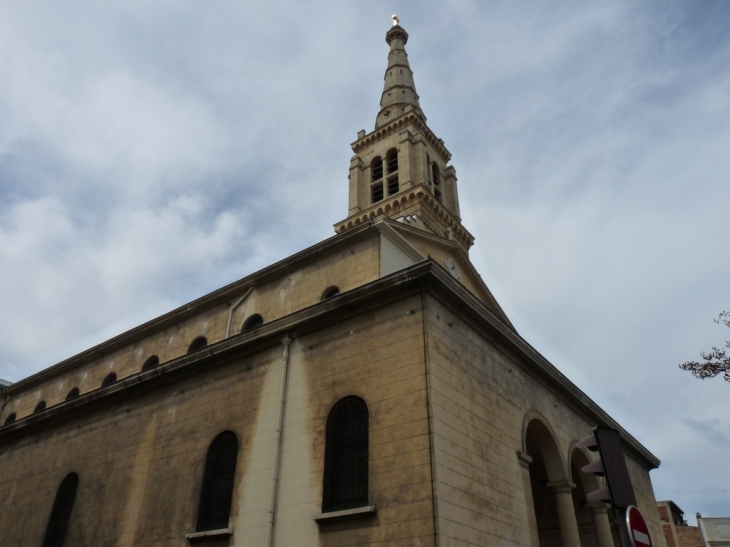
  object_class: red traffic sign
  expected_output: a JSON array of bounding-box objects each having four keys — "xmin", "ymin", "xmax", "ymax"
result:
[{"xmin": 625, "ymin": 505, "xmax": 653, "ymax": 547}]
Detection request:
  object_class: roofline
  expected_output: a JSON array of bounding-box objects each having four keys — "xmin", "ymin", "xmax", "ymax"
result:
[
  {"xmin": 1, "ymin": 260, "xmax": 661, "ymax": 469},
  {"xmin": 4, "ymin": 222, "xmax": 381, "ymax": 394}
]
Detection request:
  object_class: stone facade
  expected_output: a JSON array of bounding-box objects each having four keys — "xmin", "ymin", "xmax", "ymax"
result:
[{"xmin": 0, "ymin": 20, "xmax": 667, "ymax": 547}]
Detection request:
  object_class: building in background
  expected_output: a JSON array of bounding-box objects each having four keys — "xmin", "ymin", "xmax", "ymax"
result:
[
  {"xmin": 0, "ymin": 20, "xmax": 668, "ymax": 547},
  {"xmin": 697, "ymin": 514, "xmax": 730, "ymax": 547},
  {"xmin": 658, "ymin": 500, "xmax": 703, "ymax": 547}
]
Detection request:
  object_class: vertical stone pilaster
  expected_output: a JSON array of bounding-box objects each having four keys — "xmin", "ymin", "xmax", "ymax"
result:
[
  {"xmin": 348, "ymin": 154, "xmax": 364, "ymax": 215},
  {"xmin": 517, "ymin": 451, "xmax": 540, "ymax": 547}
]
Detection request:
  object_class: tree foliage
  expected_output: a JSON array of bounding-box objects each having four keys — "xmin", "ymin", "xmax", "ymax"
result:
[{"xmin": 679, "ymin": 311, "xmax": 730, "ymax": 382}]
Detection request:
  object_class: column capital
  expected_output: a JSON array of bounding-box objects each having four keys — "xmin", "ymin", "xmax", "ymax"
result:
[
  {"xmin": 517, "ymin": 451, "xmax": 533, "ymax": 469},
  {"xmin": 547, "ymin": 479, "xmax": 576, "ymax": 492},
  {"xmin": 586, "ymin": 502, "xmax": 611, "ymax": 514}
]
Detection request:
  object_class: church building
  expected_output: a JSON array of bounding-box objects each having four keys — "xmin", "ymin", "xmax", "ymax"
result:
[{"xmin": 0, "ymin": 19, "xmax": 666, "ymax": 547}]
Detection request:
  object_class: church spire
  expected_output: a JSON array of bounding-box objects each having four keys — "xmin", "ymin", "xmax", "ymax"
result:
[
  {"xmin": 376, "ymin": 16, "xmax": 425, "ymax": 128},
  {"xmin": 337, "ymin": 18, "xmax": 472, "ymax": 253}
]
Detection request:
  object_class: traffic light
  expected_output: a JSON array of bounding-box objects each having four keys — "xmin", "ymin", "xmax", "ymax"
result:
[{"xmin": 577, "ymin": 426, "xmax": 637, "ymax": 509}]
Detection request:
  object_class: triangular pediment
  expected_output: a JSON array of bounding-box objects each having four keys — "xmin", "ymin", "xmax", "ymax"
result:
[{"xmin": 375, "ymin": 218, "xmax": 514, "ymax": 329}]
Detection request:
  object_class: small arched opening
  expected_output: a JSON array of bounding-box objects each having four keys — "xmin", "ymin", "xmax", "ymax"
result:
[
  {"xmin": 141, "ymin": 355, "xmax": 160, "ymax": 371},
  {"xmin": 321, "ymin": 286, "xmax": 340, "ymax": 300},
  {"xmin": 34, "ymin": 401, "xmax": 47, "ymax": 413},
  {"xmin": 241, "ymin": 314, "xmax": 263, "ymax": 332},
  {"xmin": 65, "ymin": 388, "xmax": 80, "ymax": 401},
  {"xmin": 101, "ymin": 373, "xmax": 117, "ymax": 387},
  {"xmin": 188, "ymin": 336, "xmax": 208, "ymax": 353}
]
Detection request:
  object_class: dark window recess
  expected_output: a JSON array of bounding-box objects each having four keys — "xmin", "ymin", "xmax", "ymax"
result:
[
  {"xmin": 387, "ymin": 177, "xmax": 399, "ymax": 196},
  {"xmin": 65, "ymin": 388, "xmax": 80, "ymax": 401},
  {"xmin": 432, "ymin": 163, "xmax": 442, "ymax": 200},
  {"xmin": 142, "ymin": 355, "xmax": 160, "ymax": 371},
  {"xmin": 34, "ymin": 401, "xmax": 47, "ymax": 413},
  {"xmin": 371, "ymin": 158, "xmax": 383, "ymax": 181},
  {"xmin": 322, "ymin": 397, "xmax": 369, "ymax": 512},
  {"xmin": 101, "ymin": 373, "xmax": 117, "ymax": 387},
  {"xmin": 241, "ymin": 314, "xmax": 263, "ymax": 332},
  {"xmin": 188, "ymin": 336, "xmax": 208, "ymax": 353},
  {"xmin": 371, "ymin": 184, "xmax": 383, "ymax": 203},
  {"xmin": 43, "ymin": 472, "xmax": 79, "ymax": 547},
  {"xmin": 386, "ymin": 150, "xmax": 398, "ymax": 173},
  {"xmin": 321, "ymin": 286, "xmax": 340, "ymax": 300},
  {"xmin": 4, "ymin": 413, "xmax": 16, "ymax": 425},
  {"xmin": 196, "ymin": 431, "xmax": 239, "ymax": 532}
]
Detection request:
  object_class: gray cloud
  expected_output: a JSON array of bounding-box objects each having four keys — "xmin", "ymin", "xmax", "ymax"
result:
[{"xmin": 1, "ymin": 0, "xmax": 729, "ymax": 523}]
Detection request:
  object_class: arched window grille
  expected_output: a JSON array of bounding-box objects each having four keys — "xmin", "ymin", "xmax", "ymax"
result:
[
  {"xmin": 322, "ymin": 396, "xmax": 369, "ymax": 512},
  {"xmin": 43, "ymin": 472, "xmax": 79, "ymax": 547},
  {"xmin": 371, "ymin": 156, "xmax": 384, "ymax": 203},
  {"xmin": 385, "ymin": 148, "xmax": 399, "ymax": 197},
  {"xmin": 188, "ymin": 336, "xmax": 208, "ymax": 353},
  {"xmin": 371, "ymin": 156, "xmax": 383, "ymax": 181},
  {"xmin": 101, "ymin": 373, "xmax": 117, "ymax": 387},
  {"xmin": 141, "ymin": 355, "xmax": 160, "ymax": 371},
  {"xmin": 65, "ymin": 388, "xmax": 80, "ymax": 401},
  {"xmin": 386, "ymin": 148, "xmax": 398, "ymax": 173},
  {"xmin": 321, "ymin": 286, "xmax": 340, "ymax": 300},
  {"xmin": 431, "ymin": 162, "xmax": 442, "ymax": 201},
  {"xmin": 241, "ymin": 314, "xmax": 263, "ymax": 332},
  {"xmin": 196, "ymin": 431, "xmax": 239, "ymax": 532}
]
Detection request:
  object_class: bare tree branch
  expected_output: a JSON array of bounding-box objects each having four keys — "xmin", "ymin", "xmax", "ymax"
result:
[{"xmin": 679, "ymin": 311, "xmax": 730, "ymax": 382}]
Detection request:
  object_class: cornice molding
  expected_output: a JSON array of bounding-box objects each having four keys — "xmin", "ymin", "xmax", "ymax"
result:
[
  {"xmin": 2, "ymin": 223, "xmax": 381, "ymax": 394},
  {"xmin": 0, "ymin": 260, "xmax": 661, "ymax": 472},
  {"xmin": 352, "ymin": 111, "xmax": 451, "ymax": 161},
  {"xmin": 335, "ymin": 184, "xmax": 474, "ymax": 250}
]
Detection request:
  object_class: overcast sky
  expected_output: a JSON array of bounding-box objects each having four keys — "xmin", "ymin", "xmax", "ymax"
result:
[{"xmin": 1, "ymin": 0, "xmax": 729, "ymax": 524}]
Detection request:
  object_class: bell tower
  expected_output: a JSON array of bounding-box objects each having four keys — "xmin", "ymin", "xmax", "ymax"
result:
[{"xmin": 335, "ymin": 16, "xmax": 474, "ymax": 252}]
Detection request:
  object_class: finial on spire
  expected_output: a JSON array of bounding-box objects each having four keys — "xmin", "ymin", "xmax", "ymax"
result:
[{"xmin": 392, "ymin": 14, "xmax": 399, "ymax": 26}]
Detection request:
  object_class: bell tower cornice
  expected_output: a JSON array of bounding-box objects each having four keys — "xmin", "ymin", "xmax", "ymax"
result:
[{"xmin": 352, "ymin": 110, "xmax": 451, "ymax": 162}]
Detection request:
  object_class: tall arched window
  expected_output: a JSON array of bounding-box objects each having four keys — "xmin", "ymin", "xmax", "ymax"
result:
[
  {"xmin": 43, "ymin": 472, "xmax": 79, "ymax": 547},
  {"xmin": 322, "ymin": 396, "xmax": 369, "ymax": 512},
  {"xmin": 371, "ymin": 156, "xmax": 384, "ymax": 204},
  {"xmin": 432, "ymin": 162, "xmax": 442, "ymax": 201},
  {"xmin": 196, "ymin": 431, "xmax": 239, "ymax": 532},
  {"xmin": 385, "ymin": 148, "xmax": 399, "ymax": 197}
]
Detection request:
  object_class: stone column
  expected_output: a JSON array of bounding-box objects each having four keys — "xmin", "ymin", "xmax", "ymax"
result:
[
  {"xmin": 548, "ymin": 480, "xmax": 582, "ymax": 547},
  {"xmin": 589, "ymin": 503, "xmax": 615, "ymax": 547},
  {"xmin": 517, "ymin": 451, "xmax": 540, "ymax": 547}
]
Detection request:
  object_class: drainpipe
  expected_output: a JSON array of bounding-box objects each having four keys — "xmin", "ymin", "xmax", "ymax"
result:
[
  {"xmin": 266, "ymin": 335, "xmax": 292, "ymax": 547},
  {"xmin": 225, "ymin": 287, "xmax": 253, "ymax": 338}
]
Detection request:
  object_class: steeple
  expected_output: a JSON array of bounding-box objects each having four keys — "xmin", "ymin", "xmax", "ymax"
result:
[
  {"xmin": 336, "ymin": 17, "xmax": 474, "ymax": 253},
  {"xmin": 376, "ymin": 15, "xmax": 425, "ymax": 129}
]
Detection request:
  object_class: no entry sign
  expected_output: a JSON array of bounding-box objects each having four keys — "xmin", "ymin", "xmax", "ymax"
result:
[{"xmin": 625, "ymin": 505, "xmax": 653, "ymax": 547}]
